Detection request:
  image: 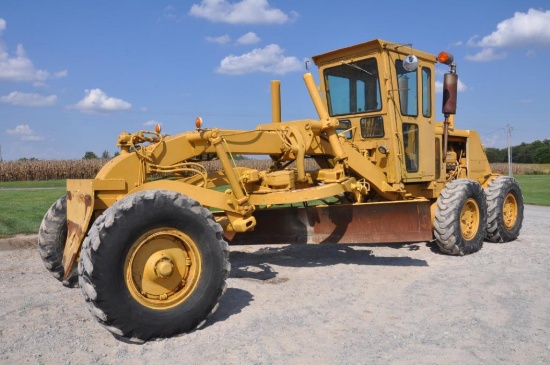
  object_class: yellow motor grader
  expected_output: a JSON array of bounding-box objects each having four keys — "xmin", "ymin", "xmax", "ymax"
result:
[{"xmin": 38, "ymin": 39, "xmax": 523, "ymax": 342}]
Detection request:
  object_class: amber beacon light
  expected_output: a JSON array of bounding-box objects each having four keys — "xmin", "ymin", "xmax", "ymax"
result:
[{"xmin": 437, "ymin": 51, "xmax": 454, "ymax": 65}]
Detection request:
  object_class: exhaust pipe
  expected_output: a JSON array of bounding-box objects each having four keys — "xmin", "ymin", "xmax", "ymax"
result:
[
  {"xmin": 438, "ymin": 52, "xmax": 458, "ymax": 161},
  {"xmin": 271, "ymin": 80, "xmax": 281, "ymax": 123}
]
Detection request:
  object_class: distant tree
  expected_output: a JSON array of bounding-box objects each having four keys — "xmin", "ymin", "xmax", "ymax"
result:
[
  {"xmin": 18, "ymin": 157, "xmax": 39, "ymax": 162},
  {"xmin": 113, "ymin": 151, "xmax": 120, "ymax": 158},
  {"xmin": 533, "ymin": 146, "xmax": 550, "ymax": 163},
  {"xmin": 484, "ymin": 140, "xmax": 550, "ymax": 163},
  {"xmin": 101, "ymin": 150, "xmax": 111, "ymax": 160},
  {"xmin": 485, "ymin": 148, "xmax": 507, "ymax": 163},
  {"xmin": 83, "ymin": 151, "xmax": 99, "ymax": 160}
]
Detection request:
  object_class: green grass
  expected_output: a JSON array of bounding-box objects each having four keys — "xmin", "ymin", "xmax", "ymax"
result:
[
  {"xmin": 0, "ymin": 188, "xmax": 65, "ymax": 237},
  {"xmin": 514, "ymin": 174, "xmax": 550, "ymax": 206},
  {"xmin": 0, "ymin": 180, "xmax": 65, "ymax": 189},
  {"xmin": 0, "ymin": 175, "xmax": 548, "ymax": 238}
]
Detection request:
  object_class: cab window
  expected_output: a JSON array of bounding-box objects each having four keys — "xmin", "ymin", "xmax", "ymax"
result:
[
  {"xmin": 403, "ymin": 123, "xmax": 419, "ymax": 172},
  {"xmin": 422, "ymin": 67, "xmax": 432, "ymax": 118},
  {"xmin": 336, "ymin": 120, "xmax": 352, "ymax": 139},
  {"xmin": 324, "ymin": 57, "xmax": 381, "ymax": 116},
  {"xmin": 395, "ymin": 60, "xmax": 418, "ymax": 116},
  {"xmin": 360, "ymin": 116, "xmax": 384, "ymax": 138}
]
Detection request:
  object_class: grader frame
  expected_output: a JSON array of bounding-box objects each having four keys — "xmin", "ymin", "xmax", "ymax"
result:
[{"xmin": 39, "ymin": 39, "xmax": 524, "ymax": 342}]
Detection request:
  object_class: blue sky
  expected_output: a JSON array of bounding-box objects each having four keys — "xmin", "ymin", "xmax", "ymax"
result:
[{"xmin": 1, "ymin": 0, "xmax": 549, "ymax": 161}]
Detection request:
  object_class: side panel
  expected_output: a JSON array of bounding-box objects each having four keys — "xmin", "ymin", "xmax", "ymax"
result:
[{"xmin": 467, "ymin": 131, "xmax": 493, "ymax": 184}]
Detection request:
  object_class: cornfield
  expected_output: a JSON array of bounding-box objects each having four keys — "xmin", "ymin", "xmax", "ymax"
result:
[
  {"xmin": 0, "ymin": 158, "xmax": 320, "ymax": 182},
  {"xmin": 0, "ymin": 159, "xmax": 546, "ymax": 182},
  {"xmin": 490, "ymin": 163, "xmax": 550, "ymax": 175},
  {"xmin": 0, "ymin": 160, "xmax": 107, "ymax": 182}
]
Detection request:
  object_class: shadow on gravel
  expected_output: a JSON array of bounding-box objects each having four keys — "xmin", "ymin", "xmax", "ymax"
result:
[
  {"xmin": 229, "ymin": 243, "xmax": 428, "ymax": 282},
  {"xmin": 426, "ymin": 240, "xmax": 446, "ymax": 255},
  {"xmin": 202, "ymin": 288, "xmax": 254, "ymax": 329}
]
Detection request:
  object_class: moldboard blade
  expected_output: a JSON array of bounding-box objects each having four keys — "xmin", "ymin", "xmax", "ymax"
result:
[{"xmin": 228, "ymin": 200, "xmax": 432, "ymax": 245}]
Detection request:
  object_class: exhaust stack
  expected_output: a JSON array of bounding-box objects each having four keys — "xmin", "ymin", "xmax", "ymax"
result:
[{"xmin": 438, "ymin": 52, "xmax": 458, "ymax": 161}]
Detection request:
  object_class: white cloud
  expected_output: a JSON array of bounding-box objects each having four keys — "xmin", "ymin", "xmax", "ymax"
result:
[
  {"xmin": 482, "ymin": 134, "xmax": 503, "ymax": 148},
  {"xmin": 467, "ymin": 35, "xmax": 479, "ymax": 46},
  {"xmin": 217, "ymin": 44, "xmax": 303, "ymax": 75},
  {"xmin": 477, "ymin": 9, "xmax": 550, "ymax": 48},
  {"xmin": 207, "ymin": 32, "xmax": 261, "ymax": 46},
  {"xmin": 162, "ymin": 5, "xmax": 179, "ymax": 21},
  {"xmin": 466, "ymin": 9, "xmax": 550, "ymax": 62},
  {"xmin": 0, "ymin": 91, "xmax": 57, "ymax": 107},
  {"xmin": 53, "ymin": 70, "xmax": 68, "ymax": 78},
  {"xmin": 237, "ymin": 32, "xmax": 260, "ymax": 45},
  {"xmin": 435, "ymin": 79, "xmax": 467, "ymax": 93},
  {"xmin": 465, "ymin": 48, "xmax": 507, "ymax": 62},
  {"xmin": 144, "ymin": 120, "xmax": 162, "ymax": 126},
  {"xmin": 69, "ymin": 88, "xmax": 131, "ymax": 112},
  {"xmin": 0, "ymin": 19, "xmax": 67, "ymax": 83},
  {"xmin": 6, "ymin": 124, "xmax": 45, "ymax": 141},
  {"xmin": 189, "ymin": 0, "xmax": 297, "ymax": 24},
  {"xmin": 206, "ymin": 34, "xmax": 232, "ymax": 44}
]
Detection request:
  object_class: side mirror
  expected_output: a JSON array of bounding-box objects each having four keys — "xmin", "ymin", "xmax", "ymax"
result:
[{"xmin": 402, "ymin": 55, "xmax": 418, "ymax": 71}]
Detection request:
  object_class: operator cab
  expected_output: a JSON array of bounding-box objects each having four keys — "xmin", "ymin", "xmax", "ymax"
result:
[{"xmin": 312, "ymin": 39, "xmax": 438, "ymax": 185}]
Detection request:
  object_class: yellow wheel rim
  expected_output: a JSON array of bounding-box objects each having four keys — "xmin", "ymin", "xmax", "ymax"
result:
[
  {"xmin": 503, "ymin": 193, "xmax": 518, "ymax": 230},
  {"xmin": 460, "ymin": 198, "xmax": 480, "ymax": 240},
  {"xmin": 124, "ymin": 228, "xmax": 201, "ymax": 310}
]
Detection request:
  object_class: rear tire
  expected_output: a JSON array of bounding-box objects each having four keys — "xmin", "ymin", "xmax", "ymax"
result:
[
  {"xmin": 485, "ymin": 176, "xmax": 524, "ymax": 242},
  {"xmin": 38, "ymin": 195, "xmax": 78, "ymax": 287},
  {"xmin": 434, "ymin": 179, "xmax": 487, "ymax": 255},
  {"xmin": 78, "ymin": 190, "xmax": 230, "ymax": 342}
]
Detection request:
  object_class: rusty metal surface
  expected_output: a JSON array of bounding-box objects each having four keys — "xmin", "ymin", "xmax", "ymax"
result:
[
  {"xmin": 228, "ymin": 200, "xmax": 433, "ymax": 245},
  {"xmin": 63, "ymin": 180, "xmax": 95, "ymax": 279}
]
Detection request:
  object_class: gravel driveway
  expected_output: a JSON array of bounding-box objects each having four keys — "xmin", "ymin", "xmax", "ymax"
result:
[{"xmin": 0, "ymin": 205, "xmax": 549, "ymax": 365}]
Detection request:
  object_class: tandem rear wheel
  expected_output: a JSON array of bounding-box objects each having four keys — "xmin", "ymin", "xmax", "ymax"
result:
[
  {"xmin": 433, "ymin": 177, "xmax": 524, "ymax": 256},
  {"xmin": 434, "ymin": 179, "xmax": 488, "ymax": 255},
  {"xmin": 484, "ymin": 176, "xmax": 524, "ymax": 243},
  {"xmin": 78, "ymin": 190, "xmax": 230, "ymax": 342}
]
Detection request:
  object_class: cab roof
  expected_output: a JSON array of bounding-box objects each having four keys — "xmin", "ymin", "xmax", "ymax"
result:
[{"xmin": 311, "ymin": 39, "xmax": 437, "ymax": 67}]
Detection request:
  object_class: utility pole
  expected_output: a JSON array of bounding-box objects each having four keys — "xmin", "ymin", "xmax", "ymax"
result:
[{"xmin": 506, "ymin": 124, "xmax": 513, "ymax": 177}]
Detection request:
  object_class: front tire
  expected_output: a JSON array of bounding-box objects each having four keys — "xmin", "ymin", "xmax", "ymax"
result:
[
  {"xmin": 78, "ymin": 190, "xmax": 230, "ymax": 342},
  {"xmin": 485, "ymin": 176, "xmax": 524, "ymax": 242},
  {"xmin": 38, "ymin": 195, "xmax": 78, "ymax": 287},
  {"xmin": 434, "ymin": 179, "xmax": 487, "ymax": 255}
]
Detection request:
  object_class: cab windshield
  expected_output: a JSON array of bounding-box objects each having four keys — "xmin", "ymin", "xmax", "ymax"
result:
[{"xmin": 323, "ymin": 57, "xmax": 381, "ymax": 116}]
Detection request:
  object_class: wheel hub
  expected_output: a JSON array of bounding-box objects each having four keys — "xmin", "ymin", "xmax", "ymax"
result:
[
  {"xmin": 154, "ymin": 257, "xmax": 174, "ymax": 278},
  {"xmin": 460, "ymin": 198, "xmax": 480, "ymax": 240},
  {"xmin": 124, "ymin": 228, "xmax": 201, "ymax": 309},
  {"xmin": 503, "ymin": 193, "xmax": 518, "ymax": 229}
]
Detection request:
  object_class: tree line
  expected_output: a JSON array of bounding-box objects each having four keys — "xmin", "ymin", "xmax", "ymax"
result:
[
  {"xmin": 82, "ymin": 150, "xmax": 120, "ymax": 160},
  {"xmin": 485, "ymin": 139, "xmax": 550, "ymax": 164}
]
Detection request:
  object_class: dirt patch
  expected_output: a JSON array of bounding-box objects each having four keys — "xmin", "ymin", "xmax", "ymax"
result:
[{"xmin": 0, "ymin": 234, "xmax": 37, "ymax": 252}]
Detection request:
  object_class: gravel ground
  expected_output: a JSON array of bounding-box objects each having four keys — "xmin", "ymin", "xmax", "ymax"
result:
[{"xmin": 0, "ymin": 205, "xmax": 549, "ymax": 365}]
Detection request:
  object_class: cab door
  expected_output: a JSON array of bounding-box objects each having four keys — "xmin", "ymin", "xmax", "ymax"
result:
[{"xmin": 395, "ymin": 59, "xmax": 435, "ymax": 182}]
